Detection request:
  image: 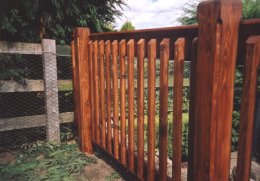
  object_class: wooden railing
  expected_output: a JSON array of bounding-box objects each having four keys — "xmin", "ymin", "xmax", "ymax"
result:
[{"xmin": 72, "ymin": 0, "xmax": 260, "ymax": 180}]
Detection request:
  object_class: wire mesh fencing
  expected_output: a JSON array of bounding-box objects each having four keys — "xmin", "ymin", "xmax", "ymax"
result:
[
  {"xmin": 0, "ymin": 41, "xmax": 76, "ymax": 151},
  {"xmin": 0, "ymin": 53, "xmax": 46, "ymax": 150}
]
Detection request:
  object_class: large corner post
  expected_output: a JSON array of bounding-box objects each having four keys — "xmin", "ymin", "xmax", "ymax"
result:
[
  {"xmin": 73, "ymin": 28, "xmax": 93, "ymax": 154},
  {"xmin": 191, "ymin": 0, "xmax": 242, "ymax": 180}
]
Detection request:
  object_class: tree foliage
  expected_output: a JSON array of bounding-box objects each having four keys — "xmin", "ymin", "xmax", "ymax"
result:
[
  {"xmin": 0, "ymin": 0, "xmax": 126, "ymax": 44},
  {"xmin": 120, "ymin": 21, "xmax": 135, "ymax": 31},
  {"xmin": 177, "ymin": 0, "xmax": 260, "ymax": 25}
]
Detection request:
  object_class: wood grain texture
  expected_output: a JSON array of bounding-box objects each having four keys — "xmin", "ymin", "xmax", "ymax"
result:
[
  {"xmin": 172, "ymin": 38, "xmax": 185, "ymax": 181},
  {"xmin": 112, "ymin": 40, "xmax": 119, "ymax": 159},
  {"xmin": 99, "ymin": 40, "xmax": 106, "ymax": 148},
  {"xmin": 88, "ymin": 41, "xmax": 95, "ymax": 141},
  {"xmin": 127, "ymin": 39, "xmax": 135, "ymax": 172},
  {"xmin": 89, "ymin": 19, "xmax": 260, "ymax": 64},
  {"xmin": 0, "ymin": 112, "xmax": 74, "ymax": 131},
  {"xmin": 71, "ymin": 41, "xmax": 78, "ymax": 125},
  {"xmin": 187, "ymin": 37, "xmax": 198, "ymax": 181},
  {"xmin": 236, "ymin": 36, "xmax": 260, "ymax": 181},
  {"xmin": 73, "ymin": 28, "xmax": 92, "ymax": 153},
  {"xmin": 93, "ymin": 40, "xmax": 101, "ymax": 145},
  {"xmin": 159, "ymin": 38, "xmax": 169, "ymax": 181},
  {"xmin": 147, "ymin": 39, "xmax": 157, "ymax": 181},
  {"xmin": 105, "ymin": 40, "xmax": 112, "ymax": 154},
  {"xmin": 192, "ymin": 1, "xmax": 242, "ymax": 180},
  {"xmin": 119, "ymin": 40, "xmax": 127, "ymax": 166},
  {"xmin": 137, "ymin": 39, "xmax": 145, "ymax": 180}
]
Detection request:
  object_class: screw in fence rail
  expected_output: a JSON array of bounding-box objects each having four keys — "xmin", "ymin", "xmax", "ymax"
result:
[
  {"xmin": 190, "ymin": 1, "xmax": 242, "ymax": 181},
  {"xmin": 42, "ymin": 39, "xmax": 60, "ymax": 144},
  {"xmin": 73, "ymin": 28, "xmax": 93, "ymax": 154}
]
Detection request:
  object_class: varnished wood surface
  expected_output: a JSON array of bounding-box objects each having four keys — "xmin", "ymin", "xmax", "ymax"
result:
[
  {"xmin": 192, "ymin": 1, "xmax": 242, "ymax": 180},
  {"xmin": 112, "ymin": 40, "xmax": 119, "ymax": 160},
  {"xmin": 159, "ymin": 39, "xmax": 169, "ymax": 181},
  {"xmin": 105, "ymin": 41, "xmax": 113, "ymax": 154},
  {"xmin": 73, "ymin": 28, "xmax": 93, "ymax": 153},
  {"xmin": 93, "ymin": 40, "xmax": 101, "ymax": 144},
  {"xmin": 172, "ymin": 38, "xmax": 185, "ymax": 181},
  {"xmin": 137, "ymin": 39, "xmax": 145, "ymax": 180},
  {"xmin": 147, "ymin": 39, "xmax": 157, "ymax": 181},
  {"xmin": 119, "ymin": 40, "xmax": 127, "ymax": 166},
  {"xmin": 187, "ymin": 38, "xmax": 198, "ymax": 181},
  {"xmin": 127, "ymin": 39, "xmax": 135, "ymax": 172},
  {"xmin": 99, "ymin": 40, "xmax": 106, "ymax": 148},
  {"xmin": 88, "ymin": 41, "xmax": 95, "ymax": 141},
  {"xmin": 236, "ymin": 36, "xmax": 260, "ymax": 181}
]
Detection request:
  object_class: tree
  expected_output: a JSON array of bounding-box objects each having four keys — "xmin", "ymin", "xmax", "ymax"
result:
[
  {"xmin": 177, "ymin": 0, "xmax": 260, "ymax": 25},
  {"xmin": 120, "ymin": 21, "xmax": 135, "ymax": 31},
  {"xmin": 0, "ymin": 0, "xmax": 126, "ymax": 44}
]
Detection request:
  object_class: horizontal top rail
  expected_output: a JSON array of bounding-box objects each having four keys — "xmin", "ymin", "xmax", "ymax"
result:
[
  {"xmin": 89, "ymin": 19, "xmax": 260, "ymax": 64},
  {"xmin": 0, "ymin": 41, "xmax": 42, "ymax": 55},
  {"xmin": 0, "ymin": 41, "xmax": 71, "ymax": 56}
]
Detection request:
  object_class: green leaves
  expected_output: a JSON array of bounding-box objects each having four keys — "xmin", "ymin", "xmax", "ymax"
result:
[
  {"xmin": 0, "ymin": 0, "xmax": 126, "ymax": 44},
  {"xmin": 0, "ymin": 142, "xmax": 97, "ymax": 180}
]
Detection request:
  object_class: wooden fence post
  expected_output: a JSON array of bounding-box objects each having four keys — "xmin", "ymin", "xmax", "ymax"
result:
[
  {"xmin": 71, "ymin": 41, "xmax": 78, "ymax": 125},
  {"xmin": 73, "ymin": 28, "xmax": 93, "ymax": 154},
  {"xmin": 191, "ymin": 1, "xmax": 242, "ymax": 180},
  {"xmin": 42, "ymin": 39, "xmax": 60, "ymax": 144}
]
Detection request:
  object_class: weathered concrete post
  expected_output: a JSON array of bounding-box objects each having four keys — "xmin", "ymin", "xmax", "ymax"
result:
[{"xmin": 42, "ymin": 39, "xmax": 60, "ymax": 144}]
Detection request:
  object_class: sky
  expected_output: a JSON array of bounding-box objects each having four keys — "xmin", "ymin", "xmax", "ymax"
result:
[{"xmin": 115, "ymin": 0, "xmax": 190, "ymax": 30}]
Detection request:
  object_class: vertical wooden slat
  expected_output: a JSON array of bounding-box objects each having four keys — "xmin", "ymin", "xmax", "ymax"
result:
[
  {"xmin": 112, "ymin": 40, "xmax": 119, "ymax": 159},
  {"xmin": 159, "ymin": 38, "xmax": 169, "ymax": 181},
  {"xmin": 105, "ymin": 41, "xmax": 112, "ymax": 154},
  {"xmin": 119, "ymin": 40, "xmax": 127, "ymax": 165},
  {"xmin": 88, "ymin": 41, "xmax": 95, "ymax": 141},
  {"xmin": 71, "ymin": 41, "xmax": 78, "ymax": 125},
  {"xmin": 147, "ymin": 39, "xmax": 156, "ymax": 181},
  {"xmin": 172, "ymin": 38, "xmax": 185, "ymax": 181},
  {"xmin": 236, "ymin": 36, "xmax": 260, "ymax": 181},
  {"xmin": 137, "ymin": 39, "xmax": 145, "ymax": 180},
  {"xmin": 127, "ymin": 39, "xmax": 135, "ymax": 172},
  {"xmin": 193, "ymin": 1, "xmax": 242, "ymax": 180},
  {"xmin": 73, "ymin": 28, "xmax": 92, "ymax": 153},
  {"xmin": 99, "ymin": 40, "xmax": 106, "ymax": 148},
  {"xmin": 93, "ymin": 40, "xmax": 101, "ymax": 144},
  {"xmin": 187, "ymin": 38, "xmax": 198, "ymax": 181}
]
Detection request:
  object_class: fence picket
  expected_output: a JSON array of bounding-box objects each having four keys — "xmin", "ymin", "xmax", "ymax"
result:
[
  {"xmin": 159, "ymin": 38, "xmax": 169, "ymax": 181},
  {"xmin": 105, "ymin": 41, "xmax": 112, "ymax": 154},
  {"xmin": 88, "ymin": 41, "xmax": 95, "ymax": 141},
  {"xmin": 172, "ymin": 38, "xmax": 185, "ymax": 181},
  {"xmin": 99, "ymin": 40, "xmax": 106, "ymax": 148},
  {"xmin": 112, "ymin": 40, "xmax": 119, "ymax": 159},
  {"xmin": 119, "ymin": 40, "xmax": 127, "ymax": 165},
  {"xmin": 187, "ymin": 38, "xmax": 198, "ymax": 181},
  {"xmin": 236, "ymin": 36, "xmax": 260, "ymax": 181},
  {"xmin": 127, "ymin": 39, "xmax": 135, "ymax": 172},
  {"xmin": 137, "ymin": 39, "xmax": 145, "ymax": 180},
  {"xmin": 93, "ymin": 40, "xmax": 100, "ymax": 144},
  {"xmin": 147, "ymin": 39, "xmax": 156, "ymax": 181}
]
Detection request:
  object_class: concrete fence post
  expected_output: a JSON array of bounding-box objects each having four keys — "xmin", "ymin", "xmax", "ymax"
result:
[{"xmin": 42, "ymin": 39, "xmax": 60, "ymax": 144}]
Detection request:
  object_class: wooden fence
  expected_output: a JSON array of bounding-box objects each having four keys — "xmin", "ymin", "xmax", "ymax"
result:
[
  {"xmin": 72, "ymin": 0, "xmax": 260, "ymax": 180},
  {"xmin": 0, "ymin": 40, "xmax": 72, "ymax": 143}
]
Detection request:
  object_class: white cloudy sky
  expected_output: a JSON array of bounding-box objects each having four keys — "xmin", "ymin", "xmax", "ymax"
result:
[{"xmin": 115, "ymin": 0, "xmax": 191, "ymax": 30}]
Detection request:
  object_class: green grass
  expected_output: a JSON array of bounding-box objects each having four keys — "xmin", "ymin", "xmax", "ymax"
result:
[{"xmin": 0, "ymin": 142, "xmax": 96, "ymax": 181}]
